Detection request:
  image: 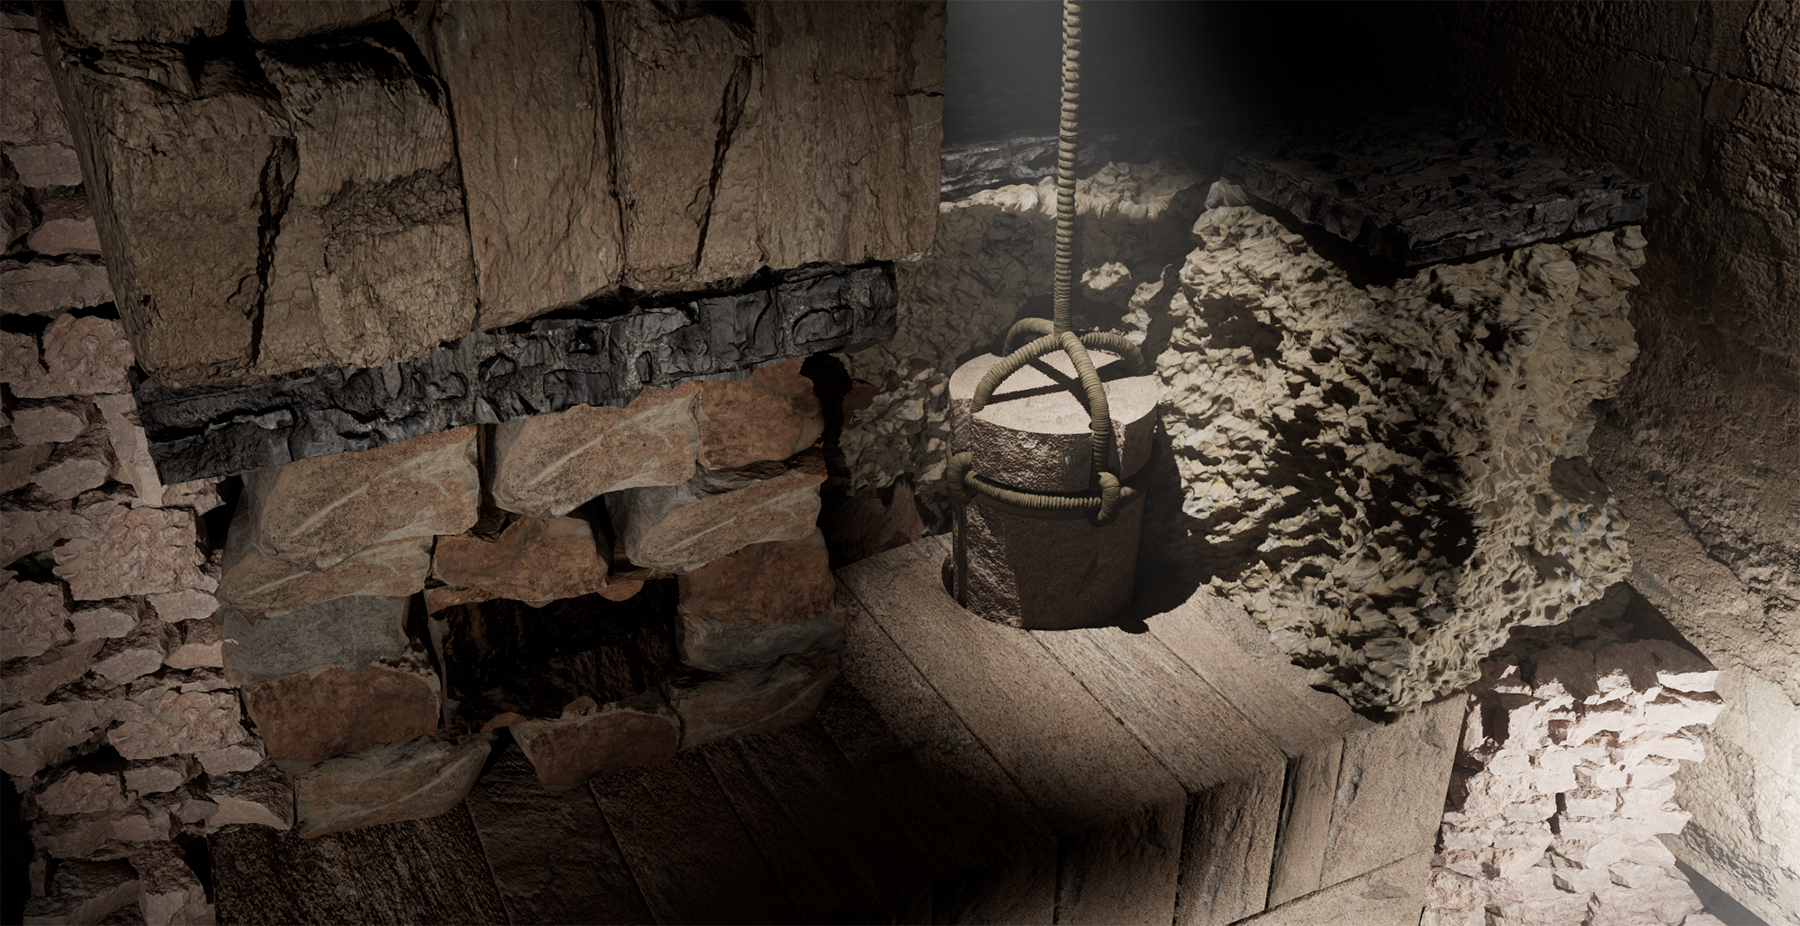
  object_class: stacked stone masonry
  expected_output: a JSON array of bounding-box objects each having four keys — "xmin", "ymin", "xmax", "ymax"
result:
[
  {"xmin": 35, "ymin": 0, "xmax": 943, "ymax": 390},
  {"xmin": 4, "ymin": 11, "xmax": 274, "ymax": 921},
  {"xmin": 1424, "ymin": 613, "xmax": 1732, "ymax": 926}
]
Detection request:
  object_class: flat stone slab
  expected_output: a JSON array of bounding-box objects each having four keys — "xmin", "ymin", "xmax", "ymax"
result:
[
  {"xmin": 131, "ymin": 261, "xmax": 898, "ymax": 484},
  {"xmin": 1222, "ymin": 106, "xmax": 1648, "ymax": 266}
]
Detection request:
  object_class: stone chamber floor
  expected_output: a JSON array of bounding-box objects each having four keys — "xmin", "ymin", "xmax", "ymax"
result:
[{"xmin": 205, "ymin": 536, "xmax": 1466, "ymax": 925}]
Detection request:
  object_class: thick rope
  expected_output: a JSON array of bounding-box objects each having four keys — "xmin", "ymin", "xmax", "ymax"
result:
[{"xmin": 951, "ymin": 0, "xmax": 1146, "ymax": 525}]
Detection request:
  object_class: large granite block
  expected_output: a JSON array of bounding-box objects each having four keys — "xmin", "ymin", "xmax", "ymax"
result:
[
  {"xmin": 132, "ymin": 262, "xmax": 897, "ymax": 483},
  {"xmin": 1221, "ymin": 107, "xmax": 1650, "ymax": 266}
]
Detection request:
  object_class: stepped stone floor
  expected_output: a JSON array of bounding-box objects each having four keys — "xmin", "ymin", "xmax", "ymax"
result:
[{"xmin": 208, "ymin": 535, "xmax": 1466, "ymax": 925}]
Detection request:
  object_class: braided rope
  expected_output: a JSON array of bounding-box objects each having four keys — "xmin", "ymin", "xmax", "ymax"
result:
[{"xmin": 948, "ymin": 0, "xmax": 1147, "ymax": 525}]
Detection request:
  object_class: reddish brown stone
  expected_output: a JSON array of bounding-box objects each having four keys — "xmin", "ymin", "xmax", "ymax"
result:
[
  {"xmin": 432, "ymin": 514, "xmax": 611, "ymax": 604},
  {"xmin": 237, "ymin": 426, "xmax": 480, "ymax": 572},
  {"xmin": 219, "ymin": 595, "xmax": 411, "ymax": 685},
  {"xmin": 37, "ymin": 801, "xmax": 177, "ymax": 859},
  {"xmin": 668, "ymin": 650, "xmax": 840, "ymax": 750},
  {"xmin": 489, "ymin": 384, "xmax": 701, "ymax": 521},
  {"xmin": 143, "ymin": 589, "xmax": 217, "ymax": 624},
  {"xmin": 293, "ymin": 731, "xmax": 495, "ymax": 837},
  {"xmin": 195, "ymin": 741, "xmax": 265, "ymax": 777},
  {"xmin": 0, "ymin": 688, "xmax": 128, "ymax": 778},
  {"xmin": 0, "ymin": 577, "xmax": 72, "ymax": 659},
  {"xmin": 1, "ymin": 442, "xmax": 52, "ymax": 495},
  {"xmin": 239, "ymin": 655, "xmax": 441, "ymax": 767},
  {"xmin": 53, "ymin": 505, "xmax": 209, "ymax": 600},
  {"xmin": 675, "ymin": 530, "xmax": 841, "ymax": 671},
  {"xmin": 512, "ymin": 693, "xmax": 680, "ymax": 789},
  {"xmin": 696, "ymin": 359, "xmax": 825, "ymax": 469},
  {"xmin": 610, "ymin": 453, "xmax": 826, "ymax": 574}
]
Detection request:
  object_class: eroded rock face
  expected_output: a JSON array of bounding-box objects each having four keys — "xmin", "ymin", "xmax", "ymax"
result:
[
  {"xmin": 1151, "ymin": 202, "xmax": 1641, "ymax": 715},
  {"xmin": 293, "ymin": 730, "xmax": 494, "ymax": 837}
]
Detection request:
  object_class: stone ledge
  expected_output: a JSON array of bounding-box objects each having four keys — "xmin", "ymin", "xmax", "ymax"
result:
[
  {"xmin": 131, "ymin": 261, "xmax": 897, "ymax": 484},
  {"xmin": 1221, "ymin": 106, "xmax": 1649, "ymax": 267}
]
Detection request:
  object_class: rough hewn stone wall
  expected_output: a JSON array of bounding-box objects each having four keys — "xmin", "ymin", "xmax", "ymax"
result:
[{"xmin": 1414, "ymin": 4, "xmax": 1799, "ymax": 920}]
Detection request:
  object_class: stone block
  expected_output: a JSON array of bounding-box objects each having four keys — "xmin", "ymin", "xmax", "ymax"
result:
[
  {"xmin": 512, "ymin": 692, "xmax": 680, "ymax": 789},
  {"xmin": 11, "ymin": 399, "xmax": 90, "ymax": 445},
  {"xmin": 144, "ymin": 589, "xmax": 217, "ymax": 624},
  {"xmin": 293, "ymin": 731, "xmax": 495, "ymax": 838},
  {"xmin": 129, "ymin": 842, "xmax": 215, "ymax": 926},
  {"xmin": 219, "ymin": 595, "xmax": 411, "ymax": 685},
  {"xmin": 53, "ymin": 504, "xmax": 208, "ymax": 600},
  {"xmin": 236, "ymin": 426, "xmax": 479, "ymax": 572},
  {"xmin": 27, "ymin": 218, "xmax": 101, "ymax": 257},
  {"xmin": 196, "ymin": 762, "xmax": 294, "ymax": 831},
  {"xmin": 30, "ymin": 426, "xmax": 112, "ymax": 501},
  {"xmin": 71, "ymin": 603, "xmax": 138, "ymax": 642},
  {"xmin": 196, "ymin": 741, "xmax": 265, "ymax": 778},
  {"xmin": 109, "ymin": 682, "xmax": 249, "ymax": 761},
  {"xmin": 123, "ymin": 757, "xmax": 196, "ymax": 796},
  {"xmin": 6, "ymin": 143, "xmax": 84, "ymax": 188},
  {"xmin": 239, "ymin": 649, "xmax": 441, "ymax": 767},
  {"xmin": 696, "ymin": 360, "xmax": 824, "ymax": 470},
  {"xmin": 430, "ymin": 0, "xmax": 620, "ymax": 328},
  {"xmin": 431, "ymin": 513, "xmax": 611, "ymax": 605},
  {"xmin": 4, "ymin": 315, "xmax": 133, "ymax": 398},
  {"xmin": 62, "ymin": 1, "xmax": 229, "ymax": 44},
  {"xmin": 0, "ymin": 687, "xmax": 128, "ymax": 778},
  {"xmin": 667, "ymin": 649, "xmax": 841, "ymax": 750},
  {"xmin": 1, "ymin": 639, "xmax": 105, "ymax": 708},
  {"xmin": 2, "ymin": 23, "xmax": 71, "ymax": 149},
  {"xmin": 93, "ymin": 617, "xmax": 176, "ymax": 685},
  {"xmin": 1, "ymin": 442, "xmax": 52, "ymax": 495},
  {"xmin": 19, "ymin": 859, "xmax": 139, "ymax": 926},
  {"xmin": 244, "ymin": 0, "xmax": 402, "ymax": 42},
  {"xmin": 163, "ymin": 618, "xmax": 223, "ymax": 671},
  {"xmin": 489, "ymin": 385, "xmax": 700, "ymax": 522},
  {"xmin": 0, "ymin": 577, "xmax": 72, "ymax": 660},
  {"xmin": 611, "ymin": 453, "xmax": 825, "ymax": 575},
  {"xmin": 675, "ymin": 530, "xmax": 840, "ymax": 671},
  {"xmin": 215, "ymin": 534, "xmax": 430, "ymax": 618},
  {"xmin": 35, "ymin": 768, "xmax": 131, "ymax": 816}
]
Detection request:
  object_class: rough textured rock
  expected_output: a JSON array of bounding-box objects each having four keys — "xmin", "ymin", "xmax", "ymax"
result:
[
  {"xmin": 839, "ymin": 159, "xmax": 1207, "ymax": 503},
  {"xmin": 1152, "ymin": 202, "xmax": 1640, "ymax": 714},
  {"xmin": 243, "ymin": 0, "xmax": 402, "ymax": 42},
  {"xmin": 489, "ymin": 385, "xmax": 700, "ymax": 522},
  {"xmin": 6, "ymin": 143, "xmax": 84, "ymax": 189},
  {"xmin": 219, "ymin": 595, "xmax": 411, "ymax": 685},
  {"xmin": 109, "ymin": 681, "xmax": 250, "ymax": 761},
  {"xmin": 939, "ymin": 120, "xmax": 1212, "ymax": 197},
  {"xmin": 1, "ymin": 639, "xmax": 104, "ymax": 710},
  {"xmin": 60, "ymin": 1, "xmax": 229, "ymax": 44},
  {"xmin": 238, "ymin": 649, "xmax": 441, "ymax": 767},
  {"xmin": 18, "ymin": 859, "xmax": 139, "ymax": 926},
  {"xmin": 696, "ymin": 359, "xmax": 826, "ymax": 469},
  {"xmin": 0, "ymin": 578, "xmax": 73, "ymax": 660},
  {"xmin": 511, "ymin": 693, "xmax": 680, "ymax": 789},
  {"xmin": 30, "ymin": 427, "xmax": 112, "ymax": 501},
  {"xmin": 1223, "ymin": 108, "xmax": 1649, "ymax": 267},
  {"xmin": 12, "ymin": 399, "xmax": 91, "ymax": 446},
  {"xmin": 194, "ymin": 762, "xmax": 294, "ymax": 831},
  {"xmin": 3, "ymin": 314, "xmax": 133, "ymax": 399},
  {"xmin": 122, "ymin": 758, "xmax": 195, "ymax": 797},
  {"xmin": 1, "ymin": 261, "xmax": 114, "ymax": 315},
  {"xmin": 53, "ymin": 505, "xmax": 209, "ymax": 601},
  {"xmin": 2, "ymin": 17, "xmax": 70, "ymax": 149},
  {"xmin": 128, "ymin": 842, "xmax": 216, "ymax": 926},
  {"xmin": 71, "ymin": 603, "xmax": 139, "ymax": 642},
  {"xmin": 93, "ymin": 618, "xmax": 176, "ymax": 685},
  {"xmin": 667, "ymin": 649, "xmax": 841, "ymax": 750},
  {"xmin": 234, "ymin": 427, "xmax": 478, "ymax": 572},
  {"xmin": 293, "ymin": 731, "xmax": 494, "ymax": 838},
  {"xmin": 611, "ymin": 453, "xmax": 826, "ymax": 574},
  {"xmin": 216, "ymin": 533, "xmax": 430, "ymax": 618},
  {"xmin": 431, "ymin": 513, "xmax": 611, "ymax": 605},
  {"xmin": 143, "ymin": 589, "xmax": 218, "ymax": 625},
  {"xmin": 429, "ymin": 0, "xmax": 620, "ymax": 329},
  {"xmin": 90, "ymin": 394, "xmax": 162, "ymax": 507},
  {"xmin": 132, "ymin": 261, "xmax": 899, "ymax": 484},
  {"xmin": 675, "ymin": 531, "xmax": 840, "ymax": 671}
]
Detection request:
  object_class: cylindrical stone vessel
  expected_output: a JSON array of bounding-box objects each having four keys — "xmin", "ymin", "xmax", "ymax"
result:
[{"xmin": 947, "ymin": 350, "xmax": 1158, "ymax": 630}]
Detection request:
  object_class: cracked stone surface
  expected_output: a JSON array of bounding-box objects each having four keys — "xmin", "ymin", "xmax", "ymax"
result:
[{"xmin": 1151, "ymin": 200, "xmax": 1641, "ymax": 715}]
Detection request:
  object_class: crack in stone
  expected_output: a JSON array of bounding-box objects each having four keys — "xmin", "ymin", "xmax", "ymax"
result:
[
  {"xmin": 249, "ymin": 136, "xmax": 298, "ymax": 371},
  {"xmin": 693, "ymin": 53, "xmax": 756, "ymax": 271}
]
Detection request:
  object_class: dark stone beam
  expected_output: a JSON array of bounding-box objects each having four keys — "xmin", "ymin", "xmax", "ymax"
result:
[{"xmin": 134, "ymin": 262, "xmax": 897, "ymax": 483}]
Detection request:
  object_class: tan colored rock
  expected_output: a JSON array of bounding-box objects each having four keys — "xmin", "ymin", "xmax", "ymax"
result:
[
  {"xmin": 123, "ymin": 757, "xmax": 196, "ymax": 796},
  {"xmin": 19, "ymin": 859, "xmax": 139, "ymax": 926},
  {"xmin": 489, "ymin": 385, "xmax": 700, "ymax": 521},
  {"xmin": 163, "ymin": 619, "xmax": 223, "ymax": 671},
  {"xmin": 7, "ymin": 143, "xmax": 84, "ymax": 188},
  {"xmin": 696, "ymin": 359, "xmax": 825, "ymax": 469},
  {"xmin": 38, "ymin": 802, "xmax": 176, "ymax": 859},
  {"xmin": 158, "ymin": 477, "xmax": 225, "ymax": 515},
  {"xmin": 197, "ymin": 763, "xmax": 294, "ymax": 831},
  {"xmin": 511, "ymin": 693, "xmax": 680, "ymax": 789},
  {"xmin": 237, "ymin": 427, "xmax": 479, "ymax": 572},
  {"xmin": 196, "ymin": 741, "xmax": 265, "ymax": 777},
  {"xmin": 219, "ymin": 595, "xmax": 411, "ymax": 684},
  {"xmin": 2, "ymin": 24, "xmax": 71, "ymax": 149},
  {"xmin": 610, "ymin": 454, "xmax": 825, "ymax": 574},
  {"xmin": 27, "ymin": 217, "xmax": 101, "ymax": 256},
  {"xmin": 129, "ymin": 842, "xmax": 216, "ymax": 926},
  {"xmin": 108, "ymin": 684, "xmax": 248, "ymax": 761},
  {"xmin": 240, "ymin": 652, "xmax": 441, "ymax": 766},
  {"xmin": 91, "ymin": 394, "xmax": 164, "ymax": 507},
  {"xmin": 293, "ymin": 731, "xmax": 495, "ymax": 837},
  {"xmin": 6, "ymin": 315, "xmax": 133, "ymax": 398},
  {"xmin": 62, "ymin": 1, "xmax": 229, "ymax": 43},
  {"xmin": 30, "ymin": 426, "xmax": 112, "ymax": 501},
  {"xmin": 53, "ymin": 505, "xmax": 208, "ymax": 600},
  {"xmin": 430, "ymin": 0, "xmax": 622, "ymax": 328},
  {"xmin": 216, "ymin": 534, "xmax": 430, "ymax": 618},
  {"xmin": 70, "ymin": 604, "xmax": 138, "ymax": 641},
  {"xmin": 94, "ymin": 618, "xmax": 176, "ymax": 685},
  {"xmin": 244, "ymin": 0, "xmax": 401, "ymax": 42},
  {"xmin": 0, "ymin": 500, "xmax": 81, "ymax": 566},
  {"xmin": 432, "ymin": 513, "xmax": 611, "ymax": 605},
  {"xmin": 144, "ymin": 589, "xmax": 216, "ymax": 624},
  {"xmin": 11, "ymin": 399, "xmax": 89, "ymax": 445},
  {"xmin": 0, "ymin": 687, "xmax": 128, "ymax": 778},
  {"xmin": 675, "ymin": 530, "xmax": 841, "ymax": 671},
  {"xmin": 0, "ymin": 578, "xmax": 72, "ymax": 660},
  {"xmin": 668, "ymin": 649, "xmax": 840, "ymax": 750},
  {"xmin": 2, "ymin": 442, "xmax": 52, "ymax": 495},
  {"xmin": 36, "ymin": 768, "xmax": 130, "ymax": 816},
  {"xmin": 1, "ymin": 640, "xmax": 103, "ymax": 709}
]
